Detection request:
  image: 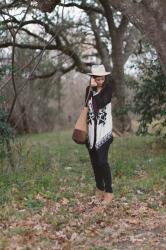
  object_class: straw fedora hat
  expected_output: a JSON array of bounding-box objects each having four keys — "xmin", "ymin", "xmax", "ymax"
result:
[{"xmin": 88, "ymin": 64, "xmax": 111, "ymax": 76}]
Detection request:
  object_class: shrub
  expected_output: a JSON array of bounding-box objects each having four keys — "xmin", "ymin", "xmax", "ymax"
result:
[
  {"xmin": 0, "ymin": 96, "xmax": 13, "ymax": 160},
  {"xmin": 130, "ymin": 59, "xmax": 166, "ymax": 139}
]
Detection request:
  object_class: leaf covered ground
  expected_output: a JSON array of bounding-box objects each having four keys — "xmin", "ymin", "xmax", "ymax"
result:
[{"xmin": 0, "ymin": 131, "xmax": 165, "ymax": 249}]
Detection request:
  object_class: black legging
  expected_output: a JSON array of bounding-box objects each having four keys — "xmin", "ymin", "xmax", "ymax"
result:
[{"xmin": 86, "ymin": 140, "xmax": 113, "ymax": 193}]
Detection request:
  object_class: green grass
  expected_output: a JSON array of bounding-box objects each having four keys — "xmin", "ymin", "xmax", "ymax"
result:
[{"xmin": 0, "ymin": 130, "xmax": 165, "ymax": 207}]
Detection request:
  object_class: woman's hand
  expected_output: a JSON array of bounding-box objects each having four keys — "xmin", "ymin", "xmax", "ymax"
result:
[{"xmin": 90, "ymin": 77, "xmax": 97, "ymax": 87}]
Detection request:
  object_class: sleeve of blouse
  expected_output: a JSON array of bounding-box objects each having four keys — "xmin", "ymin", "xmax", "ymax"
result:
[{"xmin": 93, "ymin": 82, "xmax": 112, "ymax": 109}]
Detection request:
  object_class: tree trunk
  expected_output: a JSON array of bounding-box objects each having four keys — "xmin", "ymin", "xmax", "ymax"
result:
[
  {"xmin": 20, "ymin": 105, "xmax": 30, "ymax": 133},
  {"xmin": 55, "ymin": 70, "xmax": 64, "ymax": 126},
  {"xmin": 111, "ymin": 32, "xmax": 132, "ymax": 133}
]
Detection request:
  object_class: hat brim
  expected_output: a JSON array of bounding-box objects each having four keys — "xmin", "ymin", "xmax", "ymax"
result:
[{"xmin": 87, "ymin": 72, "xmax": 111, "ymax": 76}]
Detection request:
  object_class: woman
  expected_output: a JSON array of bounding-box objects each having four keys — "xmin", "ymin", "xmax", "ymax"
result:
[{"xmin": 85, "ymin": 64, "xmax": 114, "ymax": 205}]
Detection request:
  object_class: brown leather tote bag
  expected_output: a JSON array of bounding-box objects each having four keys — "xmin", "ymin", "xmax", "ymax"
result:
[{"xmin": 72, "ymin": 84, "xmax": 92, "ymax": 144}]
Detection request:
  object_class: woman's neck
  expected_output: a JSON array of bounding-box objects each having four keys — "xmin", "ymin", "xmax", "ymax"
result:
[{"xmin": 97, "ymin": 86, "xmax": 103, "ymax": 92}]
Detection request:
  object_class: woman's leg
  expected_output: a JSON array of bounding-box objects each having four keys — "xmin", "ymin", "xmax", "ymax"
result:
[
  {"xmin": 86, "ymin": 144, "xmax": 105, "ymax": 191},
  {"xmin": 96, "ymin": 141, "xmax": 113, "ymax": 193}
]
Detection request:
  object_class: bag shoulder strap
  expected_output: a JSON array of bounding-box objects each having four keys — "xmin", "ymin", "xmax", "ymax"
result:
[{"xmin": 85, "ymin": 79, "xmax": 92, "ymax": 107}]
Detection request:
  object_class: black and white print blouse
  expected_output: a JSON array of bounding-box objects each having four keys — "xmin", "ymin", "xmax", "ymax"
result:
[{"xmin": 85, "ymin": 82, "xmax": 113, "ymax": 150}]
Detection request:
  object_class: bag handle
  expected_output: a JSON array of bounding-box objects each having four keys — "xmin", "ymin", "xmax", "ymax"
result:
[{"xmin": 85, "ymin": 77, "xmax": 92, "ymax": 107}]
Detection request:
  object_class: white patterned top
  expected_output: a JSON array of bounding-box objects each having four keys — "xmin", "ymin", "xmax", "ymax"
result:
[{"xmin": 86, "ymin": 83, "xmax": 113, "ymax": 150}]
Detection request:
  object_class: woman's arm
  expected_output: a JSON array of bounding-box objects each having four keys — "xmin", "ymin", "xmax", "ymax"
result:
[{"xmin": 93, "ymin": 82, "xmax": 112, "ymax": 109}]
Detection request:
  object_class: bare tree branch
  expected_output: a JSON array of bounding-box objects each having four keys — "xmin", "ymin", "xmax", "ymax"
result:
[
  {"xmin": 99, "ymin": 0, "xmax": 116, "ymax": 38},
  {"xmin": 1, "ymin": 0, "xmax": 31, "ymax": 122},
  {"xmin": 0, "ymin": 42, "xmax": 57, "ymax": 50},
  {"xmin": 30, "ymin": 62, "xmax": 75, "ymax": 80},
  {"xmin": 88, "ymin": 13, "xmax": 110, "ymax": 69},
  {"xmin": 0, "ymin": 0, "xmax": 19, "ymax": 11},
  {"xmin": 59, "ymin": 1, "xmax": 104, "ymax": 15},
  {"xmin": 118, "ymin": 15, "xmax": 129, "ymax": 34},
  {"xmin": 0, "ymin": 0, "xmax": 68, "ymax": 124}
]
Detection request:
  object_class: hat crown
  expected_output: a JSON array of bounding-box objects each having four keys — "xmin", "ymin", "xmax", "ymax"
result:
[
  {"xmin": 92, "ymin": 64, "xmax": 105, "ymax": 73},
  {"xmin": 88, "ymin": 64, "xmax": 110, "ymax": 76}
]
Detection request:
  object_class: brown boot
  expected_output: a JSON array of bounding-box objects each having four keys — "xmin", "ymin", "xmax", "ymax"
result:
[{"xmin": 102, "ymin": 192, "xmax": 114, "ymax": 204}]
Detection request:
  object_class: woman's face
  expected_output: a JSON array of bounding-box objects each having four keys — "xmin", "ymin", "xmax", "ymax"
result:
[{"xmin": 93, "ymin": 75, "xmax": 105, "ymax": 88}]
